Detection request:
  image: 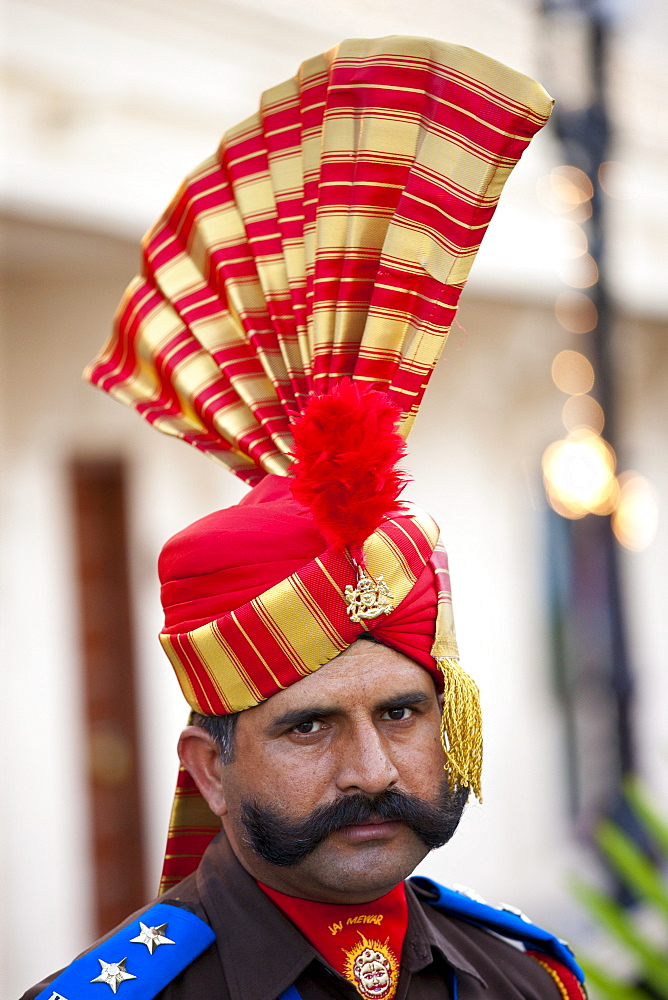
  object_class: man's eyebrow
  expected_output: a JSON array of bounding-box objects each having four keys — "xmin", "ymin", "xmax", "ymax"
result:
[
  {"xmin": 270, "ymin": 705, "xmax": 340, "ymax": 730},
  {"xmin": 270, "ymin": 691, "xmax": 432, "ymax": 730},
  {"xmin": 377, "ymin": 691, "xmax": 432, "ymax": 712}
]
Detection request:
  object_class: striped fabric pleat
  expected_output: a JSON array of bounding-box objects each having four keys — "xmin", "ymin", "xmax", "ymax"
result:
[
  {"xmin": 161, "ymin": 762, "xmax": 221, "ymax": 890},
  {"xmin": 86, "ymin": 36, "xmax": 553, "ymax": 481}
]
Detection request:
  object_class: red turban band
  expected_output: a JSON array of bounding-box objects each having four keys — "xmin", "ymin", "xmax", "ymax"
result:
[{"xmin": 158, "ymin": 475, "xmax": 455, "ymax": 713}]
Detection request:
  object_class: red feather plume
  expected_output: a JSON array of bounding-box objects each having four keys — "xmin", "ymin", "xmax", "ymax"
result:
[{"xmin": 289, "ymin": 380, "xmax": 409, "ymax": 563}]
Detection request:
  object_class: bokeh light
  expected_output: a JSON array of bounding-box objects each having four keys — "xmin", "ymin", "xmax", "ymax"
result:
[
  {"xmin": 612, "ymin": 472, "xmax": 659, "ymax": 551},
  {"xmin": 598, "ymin": 161, "xmax": 639, "ymax": 201},
  {"xmin": 551, "ymin": 350, "xmax": 595, "ymax": 395},
  {"xmin": 537, "ymin": 168, "xmax": 594, "ymax": 218},
  {"xmin": 553, "ymin": 165, "xmax": 593, "ymax": 206},
  {"xmin": 554, "ymin": 219, "xmax": 588, "ymax": 259},
  {"xmin": 562, "ymin": 393, "xmax": 605, "ymax": 434},
  {"xmin": 543, "ymin": 430, "xmax": 618, "ymax": 518},
  {"xmin": 558, "ymin": 253, "xmax": 599, "ymax": 288},
  {"xmin": 569, "ymin": 200, "xmax": 593, "ymax": 223},
  {"xmin": 554, "ymin": 290, "xmax": 598, "ymax": 334}
]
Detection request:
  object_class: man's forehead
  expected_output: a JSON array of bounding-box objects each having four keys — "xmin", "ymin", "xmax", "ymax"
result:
[{"xmin": 256, "ymin": 641, "xmax": 436, "ymax": 718}]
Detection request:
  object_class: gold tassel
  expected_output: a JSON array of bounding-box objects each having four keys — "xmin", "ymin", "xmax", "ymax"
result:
[{"xmin": 435, "ymin": 656, "xmax": 483, "ymax": 800}]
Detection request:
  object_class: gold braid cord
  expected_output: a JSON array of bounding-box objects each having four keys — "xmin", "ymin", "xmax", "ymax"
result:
[{"xmin": 436, "ymin": 656, "xmax": 483, "ymax": 800}]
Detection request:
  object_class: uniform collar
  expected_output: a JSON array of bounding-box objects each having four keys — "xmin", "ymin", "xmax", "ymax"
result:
[
  {"xmin": 404, "ymin": 878, "xmax": 487, "ymax": 987},
  {"xmin": 196, "ymin": 833, "xmax": 317, "ymax": 1000},
  {"xmin": 195, "ymin": 833, "xmax": 486, "ymax": 1000}
]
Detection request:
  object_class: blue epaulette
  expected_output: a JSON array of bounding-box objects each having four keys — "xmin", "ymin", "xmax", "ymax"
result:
[
  {"xmin": 36, "ymin": 902, "xmax": 215, "ymax": 1000},
  {"xmin": 409, "ymin": 875, "xmax": 585, "ymax": 984}
]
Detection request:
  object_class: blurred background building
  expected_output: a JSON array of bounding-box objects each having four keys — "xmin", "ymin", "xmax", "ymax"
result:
[{"xmin": 2, "ymin": 1, "xmax": 666, "ymax": 996}]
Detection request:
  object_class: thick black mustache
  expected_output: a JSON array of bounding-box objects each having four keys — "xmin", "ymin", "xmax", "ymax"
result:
[{"xmin": 241, "ymin": 782, "xmax": 469, "ymax": 866}]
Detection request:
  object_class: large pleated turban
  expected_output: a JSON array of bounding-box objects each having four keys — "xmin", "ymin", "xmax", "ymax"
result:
[{"xmin": 87, "ymin": 35, "xmax": 553, "ymax": 889}]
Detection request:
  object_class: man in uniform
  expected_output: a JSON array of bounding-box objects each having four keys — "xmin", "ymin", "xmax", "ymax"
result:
[{"xmin": 22, "ymin": 36, "xmax": 587, "ymax": 1000}]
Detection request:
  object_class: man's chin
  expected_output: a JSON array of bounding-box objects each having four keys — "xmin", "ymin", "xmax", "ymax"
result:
[{"xmin": 284, "ymin": 825, "xmax": 430, "ymax": 901}]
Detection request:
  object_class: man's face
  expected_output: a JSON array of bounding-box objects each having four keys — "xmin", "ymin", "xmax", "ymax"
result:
[{"xmin": 210, "ymin": 641, "xmax": 467, "ymax": 902}]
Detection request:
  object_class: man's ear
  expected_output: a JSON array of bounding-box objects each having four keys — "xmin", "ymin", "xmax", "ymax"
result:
[{"xmin": 178, "ymin": 726, "xmax": 229, "ymax": 817}]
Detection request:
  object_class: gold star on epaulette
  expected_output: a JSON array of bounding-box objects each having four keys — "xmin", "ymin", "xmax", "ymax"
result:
[
  {"xmin": 130, "ymin": 921, "xmax": 175, "ymax": 954},
  {"xmin": 90, "ymin": 957, "xmax": 136, "ymax": 993}
]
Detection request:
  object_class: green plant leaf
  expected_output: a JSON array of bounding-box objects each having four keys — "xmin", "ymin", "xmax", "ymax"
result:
[
  {"xmin": 624, "ymin": 779, "xmax": 668, "ymax": 858},
  {"xmin": 597, "ymin": 820, "xmax": 668, "ymax": 924},
  {"xmin": 578, "ymin": 957, "xmax": 652, "ymax": 1000},
  {"xmin": 571, "ymin": 782, "xmax": 668, "ymax": 999},
  {"xmin": 572, "ymin": 879, "xmax": 668, "ymax": 999}
]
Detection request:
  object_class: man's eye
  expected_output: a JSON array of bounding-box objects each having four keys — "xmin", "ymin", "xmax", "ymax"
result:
[
  {"xmin": 292, "ymin": 719, "xmax": 323, "ymax": 735},
  {"xmin": 382, "ymin": 706, "xmax": 412, "ymax": 721}
]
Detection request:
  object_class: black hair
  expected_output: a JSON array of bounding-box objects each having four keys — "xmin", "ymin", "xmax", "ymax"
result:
[{"xmin": 191, "ymin": 711, "xmax": 239, "ymax": 764}]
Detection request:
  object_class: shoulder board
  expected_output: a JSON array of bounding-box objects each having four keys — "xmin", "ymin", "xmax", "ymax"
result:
[
  {"xmin": 526, "ymin": 950, "xmax": 587, "ymax": 999},
  {"xmin": 409, "ymin": 876, "xmax": 585, "ymax": 986},
  {"xmin": 35, "ymin": 902, "xmax": 216, "ymax": 1000}
]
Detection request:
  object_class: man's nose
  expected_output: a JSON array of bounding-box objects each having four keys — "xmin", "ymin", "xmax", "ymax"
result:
[{"xmin": 335, "ymin": 722, "xmax": 400, "ymax": 794}]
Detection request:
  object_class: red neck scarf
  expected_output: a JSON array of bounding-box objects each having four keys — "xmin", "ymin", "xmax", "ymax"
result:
[{"xmin": 259, "ymin": 881, "xmax": 408, "ymax": 999}]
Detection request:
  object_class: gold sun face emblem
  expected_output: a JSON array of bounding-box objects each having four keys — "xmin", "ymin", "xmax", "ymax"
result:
[{"xmin": 342, "ymin": 935, "xmax": 399, "ymax": 999}]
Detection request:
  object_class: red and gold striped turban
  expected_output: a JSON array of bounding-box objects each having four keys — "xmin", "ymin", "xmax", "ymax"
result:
[
  {"xmin": 87, "ymin": 35, "xmax": 553, "ymax": 890},
  {"xmin": 159, "ymin": 467, "xmax": 456, "ymax": 714}
]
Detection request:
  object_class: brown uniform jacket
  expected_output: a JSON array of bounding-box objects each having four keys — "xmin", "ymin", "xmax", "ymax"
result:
[{"xmin": 22, "ymin": 834, "xmax": 574, "ymax": 1000}]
